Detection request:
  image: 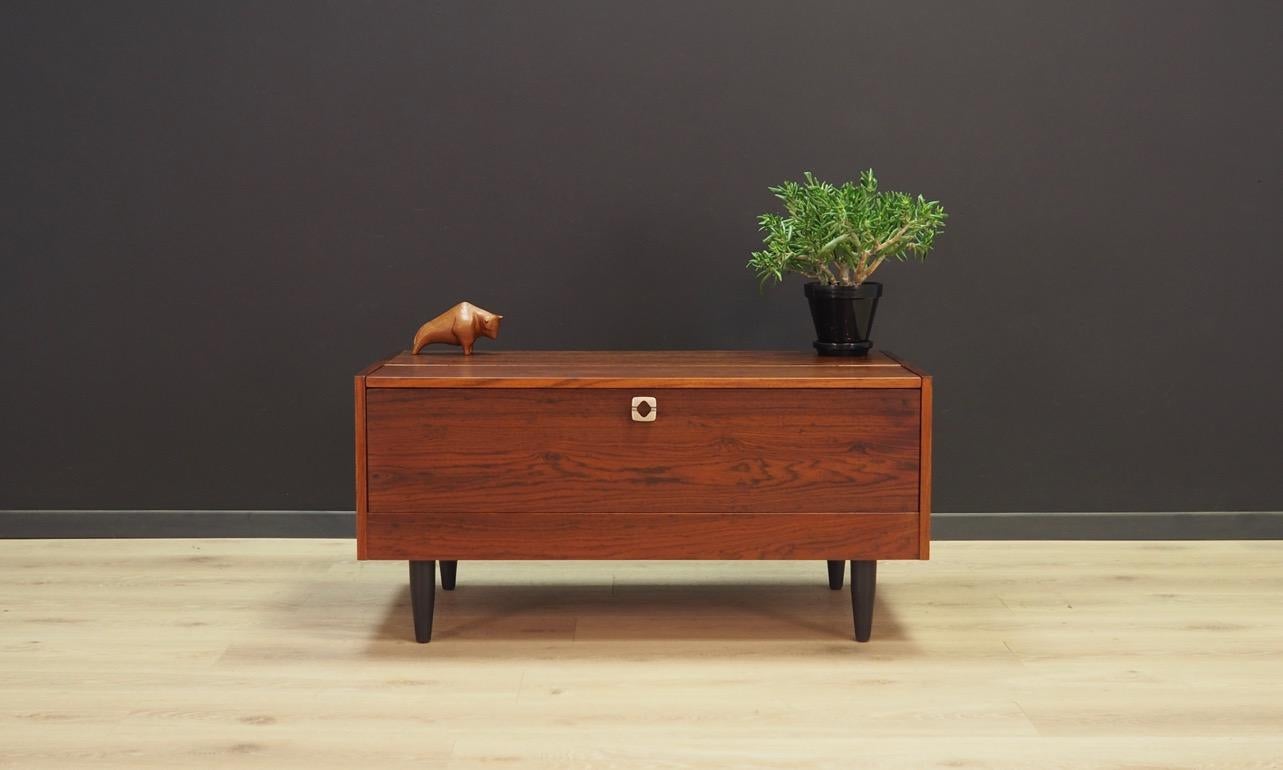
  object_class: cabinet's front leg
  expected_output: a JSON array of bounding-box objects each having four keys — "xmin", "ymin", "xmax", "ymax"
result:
[
  {"xmin": 440, "ymin": 560, "xmax": 458, "ymax": 591},
  {"xmin": 850, "ymin": 560, "xmax": 877, "ymax": 642},
  {"xmin": 410, "ymin": 560, "xmax": 436, "ymax": 643},
  {"xmin": 826, "ymin": 560, "xmax": 845, "ymax": 590}
]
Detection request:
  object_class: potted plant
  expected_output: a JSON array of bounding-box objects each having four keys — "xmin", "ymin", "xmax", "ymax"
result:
[{"xmin": 748, "ymin": 169, "xmax": 947, "ymax": 355}]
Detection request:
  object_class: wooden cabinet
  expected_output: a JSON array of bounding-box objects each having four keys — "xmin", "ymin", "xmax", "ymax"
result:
[{"xmin": 355, "ymin": 351, "xmax": 932, "ymax": 643}]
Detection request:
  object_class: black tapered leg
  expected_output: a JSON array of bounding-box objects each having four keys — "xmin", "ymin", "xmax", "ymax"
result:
[
  {"xmin": 827, "ymin": 560, "xmax": 845, "ymax": 590},
  {"xmin": 850, "ymin": 560, "xmax": 877, "ymax": 642},
  {"xmin": 410, "ymin": 560, "xmax": 436, "ymax": 643},
  {"xmin": 440, "ymin": 560, "xmax": 458, "ymax": 591}
]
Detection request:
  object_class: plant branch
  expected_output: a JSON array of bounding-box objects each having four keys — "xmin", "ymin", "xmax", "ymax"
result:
[
  {"xmin": 873, "ymin": 222, "xmax": 913, "ymax": 256},
  {"xmin": 857, "ymin": 256, "xmax": 886, "ymax": 283},
  {"xmin": 747, "ymin": 169, "xmax": 946, "ymax": 288}
]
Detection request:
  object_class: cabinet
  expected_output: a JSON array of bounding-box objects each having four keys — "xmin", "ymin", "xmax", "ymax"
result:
[{"xmin": 355, "ymin": 351, "xmax": 931, "ymax": 643}]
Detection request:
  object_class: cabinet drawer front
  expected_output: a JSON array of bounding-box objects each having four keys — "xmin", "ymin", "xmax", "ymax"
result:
[{"xmin": 365, "ymin": 388, "xmax": 920, "ymax": 514}]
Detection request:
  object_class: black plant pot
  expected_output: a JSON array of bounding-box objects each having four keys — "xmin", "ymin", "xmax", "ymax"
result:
[{"xmin": 804, "ymin": 281, "xmax": 883, "ymax": 356}]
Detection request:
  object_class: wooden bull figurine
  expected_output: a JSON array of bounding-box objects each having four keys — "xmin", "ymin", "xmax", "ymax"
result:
[{"xmin": 411, "ymin": 302, "xmax": 503, "ymax": 355}]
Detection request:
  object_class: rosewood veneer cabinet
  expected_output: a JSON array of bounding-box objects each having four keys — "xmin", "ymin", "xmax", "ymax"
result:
[{"xmin": 354, "ymin": 351, "xmax": 932, "ymax": 643}]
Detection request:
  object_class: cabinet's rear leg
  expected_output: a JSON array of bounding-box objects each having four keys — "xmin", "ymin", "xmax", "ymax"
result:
[
  {"xmin": 850, "ymin": 560, "xmax": 877, "ymax": 642},
  {"xmin": 410, "ymin": 560, "xmax": 436, "ymax": 643},
  {"xmin": 827, "ymin": 560, "xmax": 845, "ymax": 590},
  {"xmin": 440, "ymin": 560, "xmax": 458, "ymax": 591}
]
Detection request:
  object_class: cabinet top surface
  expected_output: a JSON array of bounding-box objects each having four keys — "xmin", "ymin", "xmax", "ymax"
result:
[{"xmin": 361, "ymin": 350, "xmax": 926, "ymax": 389}]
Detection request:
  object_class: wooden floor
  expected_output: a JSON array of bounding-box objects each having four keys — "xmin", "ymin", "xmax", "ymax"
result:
[{"xmin": 1, "ymin": 540, "xmax": 1281, "ymax": 769}]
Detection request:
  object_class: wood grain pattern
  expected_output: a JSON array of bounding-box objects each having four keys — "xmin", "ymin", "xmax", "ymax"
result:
[
  {"xmin": 885, "ymin": 352, "xmax": 933, "ymax": 559},
  {"xmin": 364, "ymin": 512, "xmax": 921, "ymax": 560},
  {"xmin": 918, "ymin": 375, "xmax": 933, "ymax": 558},
  {"xmin": 382, "ymin": 350, "xmax": 906, "ymax": 366},
  {"xmin": 354, "ymin": 376, "xmax": 366, "ymax": 559},
  {"xmin": 366, "ymin": 388, "xmax": 920, "ymax": 514},
  {"xmin": 352, "ymin": 360, "xmax": 384, "ymax": 561},
  {"xmin": 364, "ymin": 350, "xmax": 921, "ymax": 389}
]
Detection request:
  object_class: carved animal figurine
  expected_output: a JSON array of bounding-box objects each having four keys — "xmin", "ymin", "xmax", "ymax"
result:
[{"xmin": 411, "ymin": 302, "xmax": 503, "ymax": 355}]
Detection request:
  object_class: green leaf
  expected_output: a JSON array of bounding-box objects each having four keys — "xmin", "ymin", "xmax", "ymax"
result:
[{"xmin": 746, "ymin": 168, "xmax": 947, "ymax": 287}]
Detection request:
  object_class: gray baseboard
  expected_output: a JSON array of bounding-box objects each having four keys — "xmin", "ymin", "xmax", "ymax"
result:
[
  {"xmin": 0, "ymin": 510, "xmax": 356, "ymax": 539},
  {"xmin": 932, "ymin": 511, "xmax": 1283, "ymax": 540},
  {"xmin": 1, "ymin": 510, "xmax": 1281, "ymax": 540}
]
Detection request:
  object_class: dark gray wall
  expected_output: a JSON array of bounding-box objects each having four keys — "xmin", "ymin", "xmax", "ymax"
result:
[{"xmin": 3, "ymin": 1, "xmax": 1281, "ymax": 514}]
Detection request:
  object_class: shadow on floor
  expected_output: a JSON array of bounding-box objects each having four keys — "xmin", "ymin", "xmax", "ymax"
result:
[{"xmin": 368, "ymin": 578, "xmax": 910, "ymax": 654}]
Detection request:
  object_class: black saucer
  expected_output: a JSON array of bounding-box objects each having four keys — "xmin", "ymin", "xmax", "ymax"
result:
[{"xmin": 813, "ymin": 340, "xmax": 872, "ymax": 357}]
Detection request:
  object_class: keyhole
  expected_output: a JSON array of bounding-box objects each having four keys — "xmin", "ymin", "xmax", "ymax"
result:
[{"xmin": 631, "ymin": 396, "xmax": 657, "ymax": 422}]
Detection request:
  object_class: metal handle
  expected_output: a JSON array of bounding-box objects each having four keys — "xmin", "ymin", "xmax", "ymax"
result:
[{"xmin": 631, "ymin": 396, "xmax": 657, "ymax": 422}]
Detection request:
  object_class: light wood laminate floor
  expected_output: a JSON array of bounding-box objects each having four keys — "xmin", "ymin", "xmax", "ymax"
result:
[{"xmin": 1, "ymin": 540, "xmax": 1281, "ymax": 769}]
